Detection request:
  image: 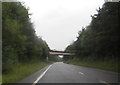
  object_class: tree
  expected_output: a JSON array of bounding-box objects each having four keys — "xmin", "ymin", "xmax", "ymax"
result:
[
  {"xmin": 2, "ymin": 2, "xmax": 50, "ymax": 72},
  {"xmin": 64, "ymin": 2, "xmax": 119, "ymax": 61}
]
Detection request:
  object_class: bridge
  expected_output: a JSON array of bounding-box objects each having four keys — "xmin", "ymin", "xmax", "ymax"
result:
[
  {"xmin": 45, "ymin": 50, "xmax": 74, "ymax": 61},
  {"xmin": 49, "ymin": 50, "xmax": 75, "ymax": 56}
]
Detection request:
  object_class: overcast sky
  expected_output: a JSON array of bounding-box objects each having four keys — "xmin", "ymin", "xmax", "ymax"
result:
[{"xmin": 21, "ymin": 0, "xmax": 105, "ymax": 51}]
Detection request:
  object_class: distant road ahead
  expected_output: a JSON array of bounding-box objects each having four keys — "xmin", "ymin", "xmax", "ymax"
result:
[{"xmin": 19, "ymin": 62, "xmax": 119, "ymax": 84}]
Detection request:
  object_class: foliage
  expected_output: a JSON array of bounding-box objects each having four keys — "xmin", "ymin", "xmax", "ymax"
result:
[
  {"xmin": 49, "ymin": 55, "xmax": 63, "ymax": 62},
  {"xmin": 2, "ymin": 60, "xmax": 52, "ymax": 83},
  {"xmin": 65, "ymin": 57, "xmax": 119, "ymax": 72},
  {"xmin": 64, "ymin": 2, "xmax": 119, "ymax": 70},
  {"xmin": 2, "ymin": 2, "xmax": 50, "ymax": 72}
]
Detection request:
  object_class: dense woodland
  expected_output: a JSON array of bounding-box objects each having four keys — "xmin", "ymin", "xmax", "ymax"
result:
[
  {"xmin": 2, "ymin": 2, "xmax": 50, "ymax": 72},
  {"xmin": 64, "ymin": 2, "xmax": 119, "ymax": 63}
]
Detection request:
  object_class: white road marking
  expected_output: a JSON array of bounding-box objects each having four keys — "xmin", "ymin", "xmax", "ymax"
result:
[
  {"xmin": 78, "ymin": 72, "xmax": 85, "ymax": 75},
  {"xmin": 32, "ymin": 65, "xmax": 52, "ymax": 85},
  {"xmin": 99, "ymin": 80, "xmax": 110, "ymax": 85}
]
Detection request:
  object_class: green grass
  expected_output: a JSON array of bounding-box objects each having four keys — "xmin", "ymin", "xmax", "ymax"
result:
[
  {"xmin": 65, "ymin": 58, "xmax": 119, "ymax": 72},
  {"xmin": 2, "ymin": 60, "xmax": 53, "ymax": 83},
  {"xmin": 0, "ymin": 75, "xmax": 2, "ymax": 84}
]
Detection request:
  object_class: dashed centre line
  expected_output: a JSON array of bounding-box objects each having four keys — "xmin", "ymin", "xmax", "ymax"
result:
[
  {"xmin": 78, "ymin": 72, "xmax": 85, "ymax": 75},
  {"xmin": 99, "ymin": 80, "xmax": 111, "ymax": 85}
]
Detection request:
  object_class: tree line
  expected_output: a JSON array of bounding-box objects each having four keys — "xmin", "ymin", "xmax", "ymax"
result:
[
  {"xmin": 2, "ymin": 2, "xmax": 50, "ymax": 72},
  {"xmin": 64, "ymin": 2, "xmax": 119, "ymax": 62}
]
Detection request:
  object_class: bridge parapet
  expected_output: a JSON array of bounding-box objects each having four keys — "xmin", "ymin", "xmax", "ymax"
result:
[{"xmin": 49, "ymin": 51, "xmax": 75, "ymax": 56}]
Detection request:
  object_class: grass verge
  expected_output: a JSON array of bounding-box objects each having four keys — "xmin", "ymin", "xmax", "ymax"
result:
[
  {"xmin": 2, "ymin": 60, "xmax": 53, "ymax": 83},
  {"xmin": 65, "ymin": 58, "xmax": 119, "ymax": 72}
]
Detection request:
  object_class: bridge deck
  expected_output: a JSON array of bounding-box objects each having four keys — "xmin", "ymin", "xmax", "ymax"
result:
[{"xmin": 49, "ymin": 52, "xmax": 75, "ymax": 55}]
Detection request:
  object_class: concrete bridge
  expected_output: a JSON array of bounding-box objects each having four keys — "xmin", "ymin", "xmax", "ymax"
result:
[
  {"xmin": 49, "ymin": 50, "xmax": 75, "ymax": 56},
  {"xmin": 45, "ymin": 50, "xmax": 74, "ymax": 61}
]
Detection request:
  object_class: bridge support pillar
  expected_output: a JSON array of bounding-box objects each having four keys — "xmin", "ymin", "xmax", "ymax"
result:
[{"xmin": 46, "ymin": 56, "xmax": 48, "ymax": 61}]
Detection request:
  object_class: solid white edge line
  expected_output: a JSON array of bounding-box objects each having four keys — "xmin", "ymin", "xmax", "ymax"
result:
[{"xmin": 32, "ymin": 65, "xmax": 52, "ymax": 85}]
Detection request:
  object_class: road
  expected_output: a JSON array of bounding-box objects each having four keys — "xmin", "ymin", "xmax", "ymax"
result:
[{"xmin": 19, "ymin": 62, "xmax": 119, "ymax": 84}]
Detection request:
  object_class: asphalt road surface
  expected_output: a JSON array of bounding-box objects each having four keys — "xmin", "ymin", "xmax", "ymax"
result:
[{"xmin": 19, "ymin": 62, "xmax": 119, "ymax": 84}]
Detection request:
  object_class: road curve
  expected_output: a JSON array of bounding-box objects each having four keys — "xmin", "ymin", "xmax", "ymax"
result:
[{"xmin": 19, "ymin": 62, "xmax": 119, "ymax": 84}]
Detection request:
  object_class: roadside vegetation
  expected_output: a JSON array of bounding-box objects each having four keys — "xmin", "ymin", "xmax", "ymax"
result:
[
  {"xmin": 64, "ymin": 2, "xmax": 119, "ymax": 72},
  {"xmin": 2, "ymin": 60, "xmax": 52, "ymax": 83},
  {"xmin": 65, "ymin": 57, "xmax": 119, "ymax": 72},
  {"xmin": 2, "ymin": 2, "xmax": 55, "ymax": 83}
]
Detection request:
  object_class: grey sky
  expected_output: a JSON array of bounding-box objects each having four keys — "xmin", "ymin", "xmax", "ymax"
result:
[{"xmin": 22, "ymin": 0, "xmax": 105, "ymax": 51}]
